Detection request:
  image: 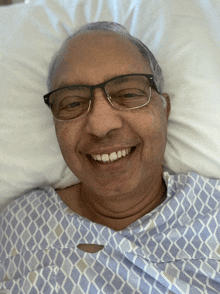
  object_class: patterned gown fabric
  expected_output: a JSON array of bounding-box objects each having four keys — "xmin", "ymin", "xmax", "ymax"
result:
[{"xmin": 0, "ymin": 172, "xmax": 220, "ymax": 294}]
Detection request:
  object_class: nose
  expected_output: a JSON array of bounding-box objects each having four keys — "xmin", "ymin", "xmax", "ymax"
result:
[{"xmin": 85, "ymin": 88, "xmax": 123, "ymax": 138}]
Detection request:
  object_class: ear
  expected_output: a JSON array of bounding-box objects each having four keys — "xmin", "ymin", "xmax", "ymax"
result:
[{"xmin": 160, "ymin": 93, "xmax": 171, "ymax": 119}]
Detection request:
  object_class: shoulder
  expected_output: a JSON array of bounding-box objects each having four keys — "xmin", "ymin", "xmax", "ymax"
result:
[
  {"xmin": 0, "ymin": 186, "xmax": 71, "ymax": 260},
  {"xmin": 0, "ymin": 186, "xmax": 59, "ymax": 233},
  {"xmin": 163, "ymin": 171, "xmax": 220, "ymax": 218},
  {"xmin": 164, "ymin": 171, "xmax": 220, "ymax": 195},
  {"xmin": 0, "ymin": 186, "xmax": 58, "ymax": 221},
  {"xmin": 163, "ymin": 171, "xmax": 220, "ymax": 223}
]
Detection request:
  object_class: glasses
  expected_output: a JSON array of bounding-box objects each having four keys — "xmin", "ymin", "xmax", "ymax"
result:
[{"xmin": 43, "ymin": 73, "xmax": 158, "ymax": 121}]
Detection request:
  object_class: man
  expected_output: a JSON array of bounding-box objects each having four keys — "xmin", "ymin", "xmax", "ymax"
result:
[
  {"xmin": 0, "ymin": 22, "xmax": 219, "ymax": 294},
  {"xmin": 47, "ymin": 21, "xmax": 170, "ymax": 233}
]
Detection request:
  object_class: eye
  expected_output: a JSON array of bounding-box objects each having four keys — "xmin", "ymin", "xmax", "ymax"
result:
[
  {"xmin": 113, "ymin": 88, "xmax": 147, "ymax": 99},
  {"xmin": 59, "ymin": 96, "xmax": 88, "ymax": 111},
  {"xmin": 62, "ymin": 100, "xmax": 81, "ymax": 109},
  {"xmin": 123, "ymin": 92, "xmax": 141, "ymax": 98}
]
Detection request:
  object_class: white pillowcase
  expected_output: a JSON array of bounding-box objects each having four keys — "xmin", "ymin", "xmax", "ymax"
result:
[{"xmin": 1, "ymin": 0, "xmax": 220, "ymax": 212}]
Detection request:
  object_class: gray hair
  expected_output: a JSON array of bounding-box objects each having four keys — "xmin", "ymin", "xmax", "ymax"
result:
[{"xmin": 47, "ymin": 21, "xmax": 164, "ymax": 96}]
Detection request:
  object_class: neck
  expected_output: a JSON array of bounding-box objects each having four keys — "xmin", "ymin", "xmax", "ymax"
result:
[{"xmin": 79, "ymin": 177, "xmax": 166, "ymax": 231}]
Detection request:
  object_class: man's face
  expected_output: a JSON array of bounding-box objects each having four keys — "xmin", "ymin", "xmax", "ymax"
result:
[{"xmin": 52, "ymin": 31, "xmax": 170, "ymax": 198}]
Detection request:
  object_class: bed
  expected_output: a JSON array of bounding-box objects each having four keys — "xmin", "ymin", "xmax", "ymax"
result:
[{"xmin": 0, "ymin": 0, "xmax": 220, "ymax": 212}]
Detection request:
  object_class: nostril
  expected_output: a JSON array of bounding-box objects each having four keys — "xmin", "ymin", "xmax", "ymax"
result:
[{"xmin": 77, "ymin": 244, "xmax": 104, "ymax": 253}]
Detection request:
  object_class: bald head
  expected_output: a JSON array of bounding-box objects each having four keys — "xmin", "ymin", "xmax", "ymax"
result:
[
  {"xmin": 51, "ymin": 31, "xmax": 152, "ymax": 89},
  {"xmin": 51, "ymin": 30, "xmax": 151, "ymax": 90},
  {"xmin": 47, "ymin": 22, "xmax": 164, "ymax": 93}
]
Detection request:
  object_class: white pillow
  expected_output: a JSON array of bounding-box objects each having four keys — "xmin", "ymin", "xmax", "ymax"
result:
[{"xmin": 1, "ymin": 0, "xmax": 220, "ymax": 212}]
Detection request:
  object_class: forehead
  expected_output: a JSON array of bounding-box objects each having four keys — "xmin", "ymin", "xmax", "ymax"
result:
[{"xmin": 52, "ymin": 31, "xmax": 151, "ymax": 89}]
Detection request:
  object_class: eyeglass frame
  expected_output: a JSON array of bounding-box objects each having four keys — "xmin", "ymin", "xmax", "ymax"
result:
[{"xmin": 43, "ymin": 73, "xmax": 159, "ymax": 121}]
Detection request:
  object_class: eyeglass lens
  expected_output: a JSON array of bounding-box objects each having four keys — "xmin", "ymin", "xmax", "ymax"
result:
[{"xmin": 50, "ymin": 75, "xmax": 151, "ymax": 120}]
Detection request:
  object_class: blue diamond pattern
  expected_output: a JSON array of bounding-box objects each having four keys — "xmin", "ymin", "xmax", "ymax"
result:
[{"xmin": 0, "ymin": 172, "xmax": 220, "ymax": 293}]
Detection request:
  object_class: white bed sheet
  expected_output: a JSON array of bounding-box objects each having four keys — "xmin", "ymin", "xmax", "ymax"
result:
[{"xmin": 0, "ymin": 0, "xmax": 220, "ymax": 212}]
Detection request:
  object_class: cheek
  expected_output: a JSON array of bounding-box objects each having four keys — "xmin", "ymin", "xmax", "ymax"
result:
[
  {"xmin": 132, "ymin": 110, "xmax": 168, "ymax": 159},
  {"xmin": 54, "ymin": 122, "xmax": 80, "ymax": 161}
]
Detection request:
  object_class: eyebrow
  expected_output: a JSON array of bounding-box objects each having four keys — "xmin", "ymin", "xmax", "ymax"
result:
[
  {"xmin": 110, "ymin": 76, "xmax": 136, "ymax": 85},
  {"xmin": 55, "ymin": 72, "xmax": 141, "ymax": 90},
  {"xmin": 56, "ymin": 74, "xmax": 142, "ymax": 91}
]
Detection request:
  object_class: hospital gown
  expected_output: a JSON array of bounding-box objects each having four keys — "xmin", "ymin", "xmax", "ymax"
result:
[{"xmin": 0, "ymin": 172, "xmax": 220, "ymax": 294}]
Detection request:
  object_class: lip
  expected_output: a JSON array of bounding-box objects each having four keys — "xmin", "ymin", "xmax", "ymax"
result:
[
  {"xmin": 86, "ymin": 145, "xmax": 137, "ymax": 171},
  {"xmin": 87, "ymin": 146, "xmax": 136, "ymax": 156}
]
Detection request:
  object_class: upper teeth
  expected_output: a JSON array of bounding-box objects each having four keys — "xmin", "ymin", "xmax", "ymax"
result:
[{"xmin": 91, "ymin": 148, "xmax": 131, "ymax": 163}]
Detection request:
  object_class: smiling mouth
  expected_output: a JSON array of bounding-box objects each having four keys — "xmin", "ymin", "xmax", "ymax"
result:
[{"xmin": 89, "ymin": 146, "xmax": 136, "ymax": 164}]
